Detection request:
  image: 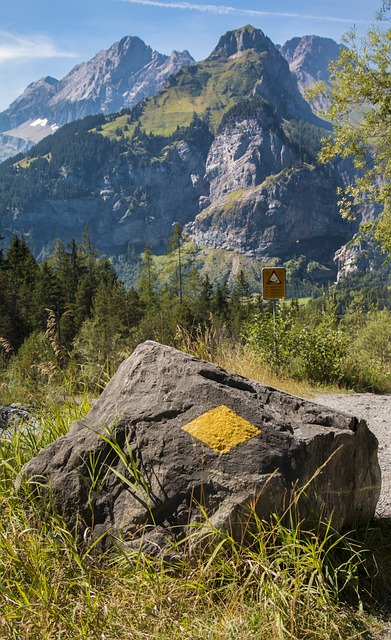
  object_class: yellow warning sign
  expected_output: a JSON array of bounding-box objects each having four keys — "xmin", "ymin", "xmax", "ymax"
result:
[
  {"xmin": 262, "ymin": 268, "xmax": 286, "ymax": 299},
  {"xmin": 182, "ymin": 405, "xmax": 261, "ymax": 454}
]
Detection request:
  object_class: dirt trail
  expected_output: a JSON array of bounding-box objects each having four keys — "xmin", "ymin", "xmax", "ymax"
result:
[
  {"xmin": 312, "ymin": 393, "xmax": 391, "ymax": 640},
  {"xmin": 311, "ymin": 393, "xmax": 391, "ymax": 518}
]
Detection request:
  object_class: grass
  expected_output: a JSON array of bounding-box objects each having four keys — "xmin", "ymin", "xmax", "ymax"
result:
[
  {"xmin": 1, "ymin": 403, "xmax": 389, "ymax": 640},
  {"xmin": 13, "ymin": 153, "xmax": 51, "ymax": 169},
  {"xmin": 1, "ymin": 332, "xmax": 390, "ymax": 638},
  {"xmin": 174, "ymin": 322, "xmax": 339, "ymax": 398},
  {"xmin": 96, "ymin": 48, "xmax": 272, "ymax": 140}
]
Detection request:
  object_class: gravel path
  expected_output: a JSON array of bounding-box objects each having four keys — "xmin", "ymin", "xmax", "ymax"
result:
[
  {"xmin": 311, "ymin": 393, "xmax": 391, "ymax": 518},
  {"xmin": 312, "ymin": 394, "xmax": 391, "ymax": 640}
]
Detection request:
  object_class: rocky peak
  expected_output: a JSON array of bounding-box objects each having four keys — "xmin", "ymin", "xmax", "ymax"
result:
[
  {"xmin": 280, "ymin": 35, "xmax": 341, "ymax": 78},
  {"xmin": 166, "ymin": 49, "xmax": 193, "ymax": 70},
  {"xmin": 208, "ymin": 25, "xmax": 275, "ymax": 60},
  {"xmin": 54, "ymin": 36, "xmax": 156, "ymax": 102},
  {"xmin": 279, "ymin": 35, "xmax": 343, "ymax": 110},
  {"xmin": 0, "ymin": 76, "xmax": 59, "ymax": 132},
  {"xmin": 0, "ymin": 35, "xmax": 194, "ymax": 155}
]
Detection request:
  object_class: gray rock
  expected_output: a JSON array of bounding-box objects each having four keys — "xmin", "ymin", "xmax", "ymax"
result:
[
  {"xmin": 20, "ymin": 341, "xmax": 381, "ymax": 553},
  {"xmin": 188, "ymin": 164, "xmax": 353, "ymax": 267},
  {"xmin": 279, "ymin": 35, "xmax": 343, "ymax": 111},
  {"xmin": 0, "ymin": 37, "xmax": 194, "ymax": 151},
  {"xmin": 0, "ymin": 404, "xmax": 36, "ymax": 433}
]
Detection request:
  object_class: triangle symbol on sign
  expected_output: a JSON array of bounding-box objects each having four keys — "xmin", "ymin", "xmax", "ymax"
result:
[{"xmin": 267, "ymin": 271, "xmax": 281, "ymax": 284}]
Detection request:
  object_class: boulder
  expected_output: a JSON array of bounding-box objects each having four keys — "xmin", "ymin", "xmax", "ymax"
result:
[
  {"xmin": 0, "ymin": 403, "xmax": 35, "ymax": 431},
  {"xmin": 21, "ymin": 341, "xmax": 381, "ymax": 553}
]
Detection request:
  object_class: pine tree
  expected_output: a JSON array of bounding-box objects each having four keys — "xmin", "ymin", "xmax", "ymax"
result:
[
  {"xmin": 189, "ymin": 272, "xmax": 213, "ymax": 325},
  {"xmin": 168, "ymin": 223, "xmax": 185, "ymax": 303},
  {"xmin": 32, "ymin": 262, "xmax": 62, "ymax": 331},
  {"xmin": 230, "ymin": 269, "xmax": 252, "ymax": 333},
  {"xmin": 2, "ymin": 235, "xmax": 39, "ymax": 349},
  {"xmin": 138, "ymin": 245, "xmax": 158, "ymax": 307},
  {"xmin": 212, "ymin": 281, "xmax": 230, "ymax": 326}
]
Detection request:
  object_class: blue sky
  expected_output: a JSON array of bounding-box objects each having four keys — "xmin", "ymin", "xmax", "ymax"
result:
[{"xmin": 0, "ymin": 0, "xmax": 380, "ymax": 112}]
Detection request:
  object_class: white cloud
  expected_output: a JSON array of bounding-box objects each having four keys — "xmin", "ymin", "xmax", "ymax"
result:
[
  {"xmin": 0, "ymin": 32, "xmax": 78, "ymax": 65},
  {"xmin": 120, "ymin": 0, "xmax": 369, "ymax": 24}
]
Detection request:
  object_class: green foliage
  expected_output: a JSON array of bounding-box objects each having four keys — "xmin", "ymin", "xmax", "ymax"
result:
[
  {"xmin": 0, "ymin": 236, "xmax": 39, "ymax": 349},
  {"xmin": 0, "ymin": 234, "xmax": 390, "ymax": 396},
  {"xmin": 316, "ymin": 8, "xmax": 391, "ymax": 255},
  {"xmin": 0, "ymin": 117, "xmax": 111, "ymax": 210},
  {"xmin": 171, "ymin": 112, "xmax": 214, "ymax": 158},
  {"xmin": 243, "ymin": 289, "xmax": 391, "ymax": 391},
  {"xmin": 294, "ymin": 321, "xmax": 348, "ymax": 384},
  {"xmin": 5, "ymin": 330, "xmax": 59, "ymax": 395},
  {"xmin": 342, "ymin": 309, "xmax": 391, "ymax": 392},
  {"xmin": 0, "ymin": 403, "xmax": 389, "ymax": 638},
  {"xmin": 334, "ymin": 264, "xmax": 391, "ymax": 314},
  {"xmin": 283, "ymin": 119, "xmax": 327, "ymax": 165},
  {"xmin": 243, "ymin": 301, "xmax": 302, "ymax": 375},
  {"xmin": 218, "ymin": 96, "xmax": 274, "ymax": 132}
]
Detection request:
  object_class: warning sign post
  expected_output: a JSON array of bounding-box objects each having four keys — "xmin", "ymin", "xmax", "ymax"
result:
[{"xmin": 262, "ymin": 268, "xmax": 286, "ymax": 300}]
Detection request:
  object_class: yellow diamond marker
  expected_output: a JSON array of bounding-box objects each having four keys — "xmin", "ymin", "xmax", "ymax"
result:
[{"xmin": 182, "ymin": 405, "xmax": 261, "ymax": 454}]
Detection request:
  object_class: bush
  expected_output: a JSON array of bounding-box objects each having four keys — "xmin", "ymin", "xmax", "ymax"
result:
[
  {"xmin": 293, "ymin": 322, "xmax": 348, "ymax": 384},
  {"xmin": 243, "ymin": 301, "xmax": 348, "ymax": 385},
  {"xmin": 341, "ymin": 310, "xmax": 391, "ymax": 392},
  {"xmin": 242, "ymin": 303, "xmax": 299, "ymax": 374},
  {"xmin": 4, "ymin": 331, "xmax": 59, "ymax": 397},
  {"xmin": 243, "ymin": 300, "xmax": 391, "ymax": 390}
]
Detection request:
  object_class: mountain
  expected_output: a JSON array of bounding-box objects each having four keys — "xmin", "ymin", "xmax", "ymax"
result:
[
  {"xmin": 279, "ymin": 35, "xmax": 343, "ymax": 110},
  {"xmin": 0, "ymin": 25, "xmax": 373, "ymax": 289},
  {"xmin": 0, "ymin": 36, "xmax": 194, "ymax": 160}
]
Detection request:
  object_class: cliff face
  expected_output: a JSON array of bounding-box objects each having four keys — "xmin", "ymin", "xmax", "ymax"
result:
[
  {"xmin": 279, "ymin": 35, "xmax": 343, "ymax": 111},
  {"xmin": 189, "ymin": 166, "xmax": 353, "ymax": 263},
  {"xmin": 188, "ymin": 85, "xmax": 353, "ymax": 267},
  {"xmin": 204, "ymin": 106, "xmax": 294, "ymax": 203},
  {"xmin": 3, "ymin": 137, "xmax": 207, "ymax": 259}
]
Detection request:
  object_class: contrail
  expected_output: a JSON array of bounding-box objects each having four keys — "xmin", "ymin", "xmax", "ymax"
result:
[{"xmin": 120, "ymin": 0, "xmax": 369, "ymax": 24}]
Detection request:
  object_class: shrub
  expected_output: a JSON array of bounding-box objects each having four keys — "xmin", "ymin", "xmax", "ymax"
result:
[
  {"xmin": 4, "ymin": 330, "xmax": 59, "ymax": 397},
  {"xmin": 341, "ymin": 309, "xmax": 391, "ymax": 392},
  {"xmin": 293, "ymin": 322, "xmax": 348, "ymax": 384}
]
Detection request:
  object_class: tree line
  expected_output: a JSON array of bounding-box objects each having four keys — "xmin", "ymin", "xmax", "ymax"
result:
[
  {"xmin": 0, "ymin": 232, "xmax": 258, "ymax": 392},
  {"xmin": 0, "ymin": 229, "xmax": 390, "ymax": 400}
]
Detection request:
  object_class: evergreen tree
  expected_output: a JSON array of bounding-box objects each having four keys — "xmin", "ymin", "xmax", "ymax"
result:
[
  {"xmin": 212, "ymin": 281, "xmax": 230, "ymax": 326},
  {"xmin": 230, "ymin": 269, "xmax": 252, "ymax": 334},
  {"xmin": 2, "ymin": 235, "xmax": 39, "ymax": 349},
  {"xmin": 137, "ymin": 245, "xmax": 158, "ymax": 307},
  {"xmin": 168, "ymin": 223, "xmax": 185, "ymax": 303},
  {"xmin": 32, "ymin": 262, "xmax": 62, "ymax": 331},
  {"xmin": 188, "ymin": 272, "xmax": 213, "ymax": 325},
  {"xmin": 73, "ymin": 268, "xmax": 133, "ymax": 371}
]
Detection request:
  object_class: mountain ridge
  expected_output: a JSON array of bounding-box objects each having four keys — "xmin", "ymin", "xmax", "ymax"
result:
[
  {"xmin": 0, "ymin": 36, "xmax": 194, "ymax": 161},
  {"xmin": 0, "ymin": 25, "xmax": 373, "ymax": 288}
]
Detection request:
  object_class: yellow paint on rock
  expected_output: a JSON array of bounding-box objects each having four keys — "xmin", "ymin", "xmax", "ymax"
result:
[{"xmin": 182, "ymin": 405, "xmax": 261, "ymax": 454}]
